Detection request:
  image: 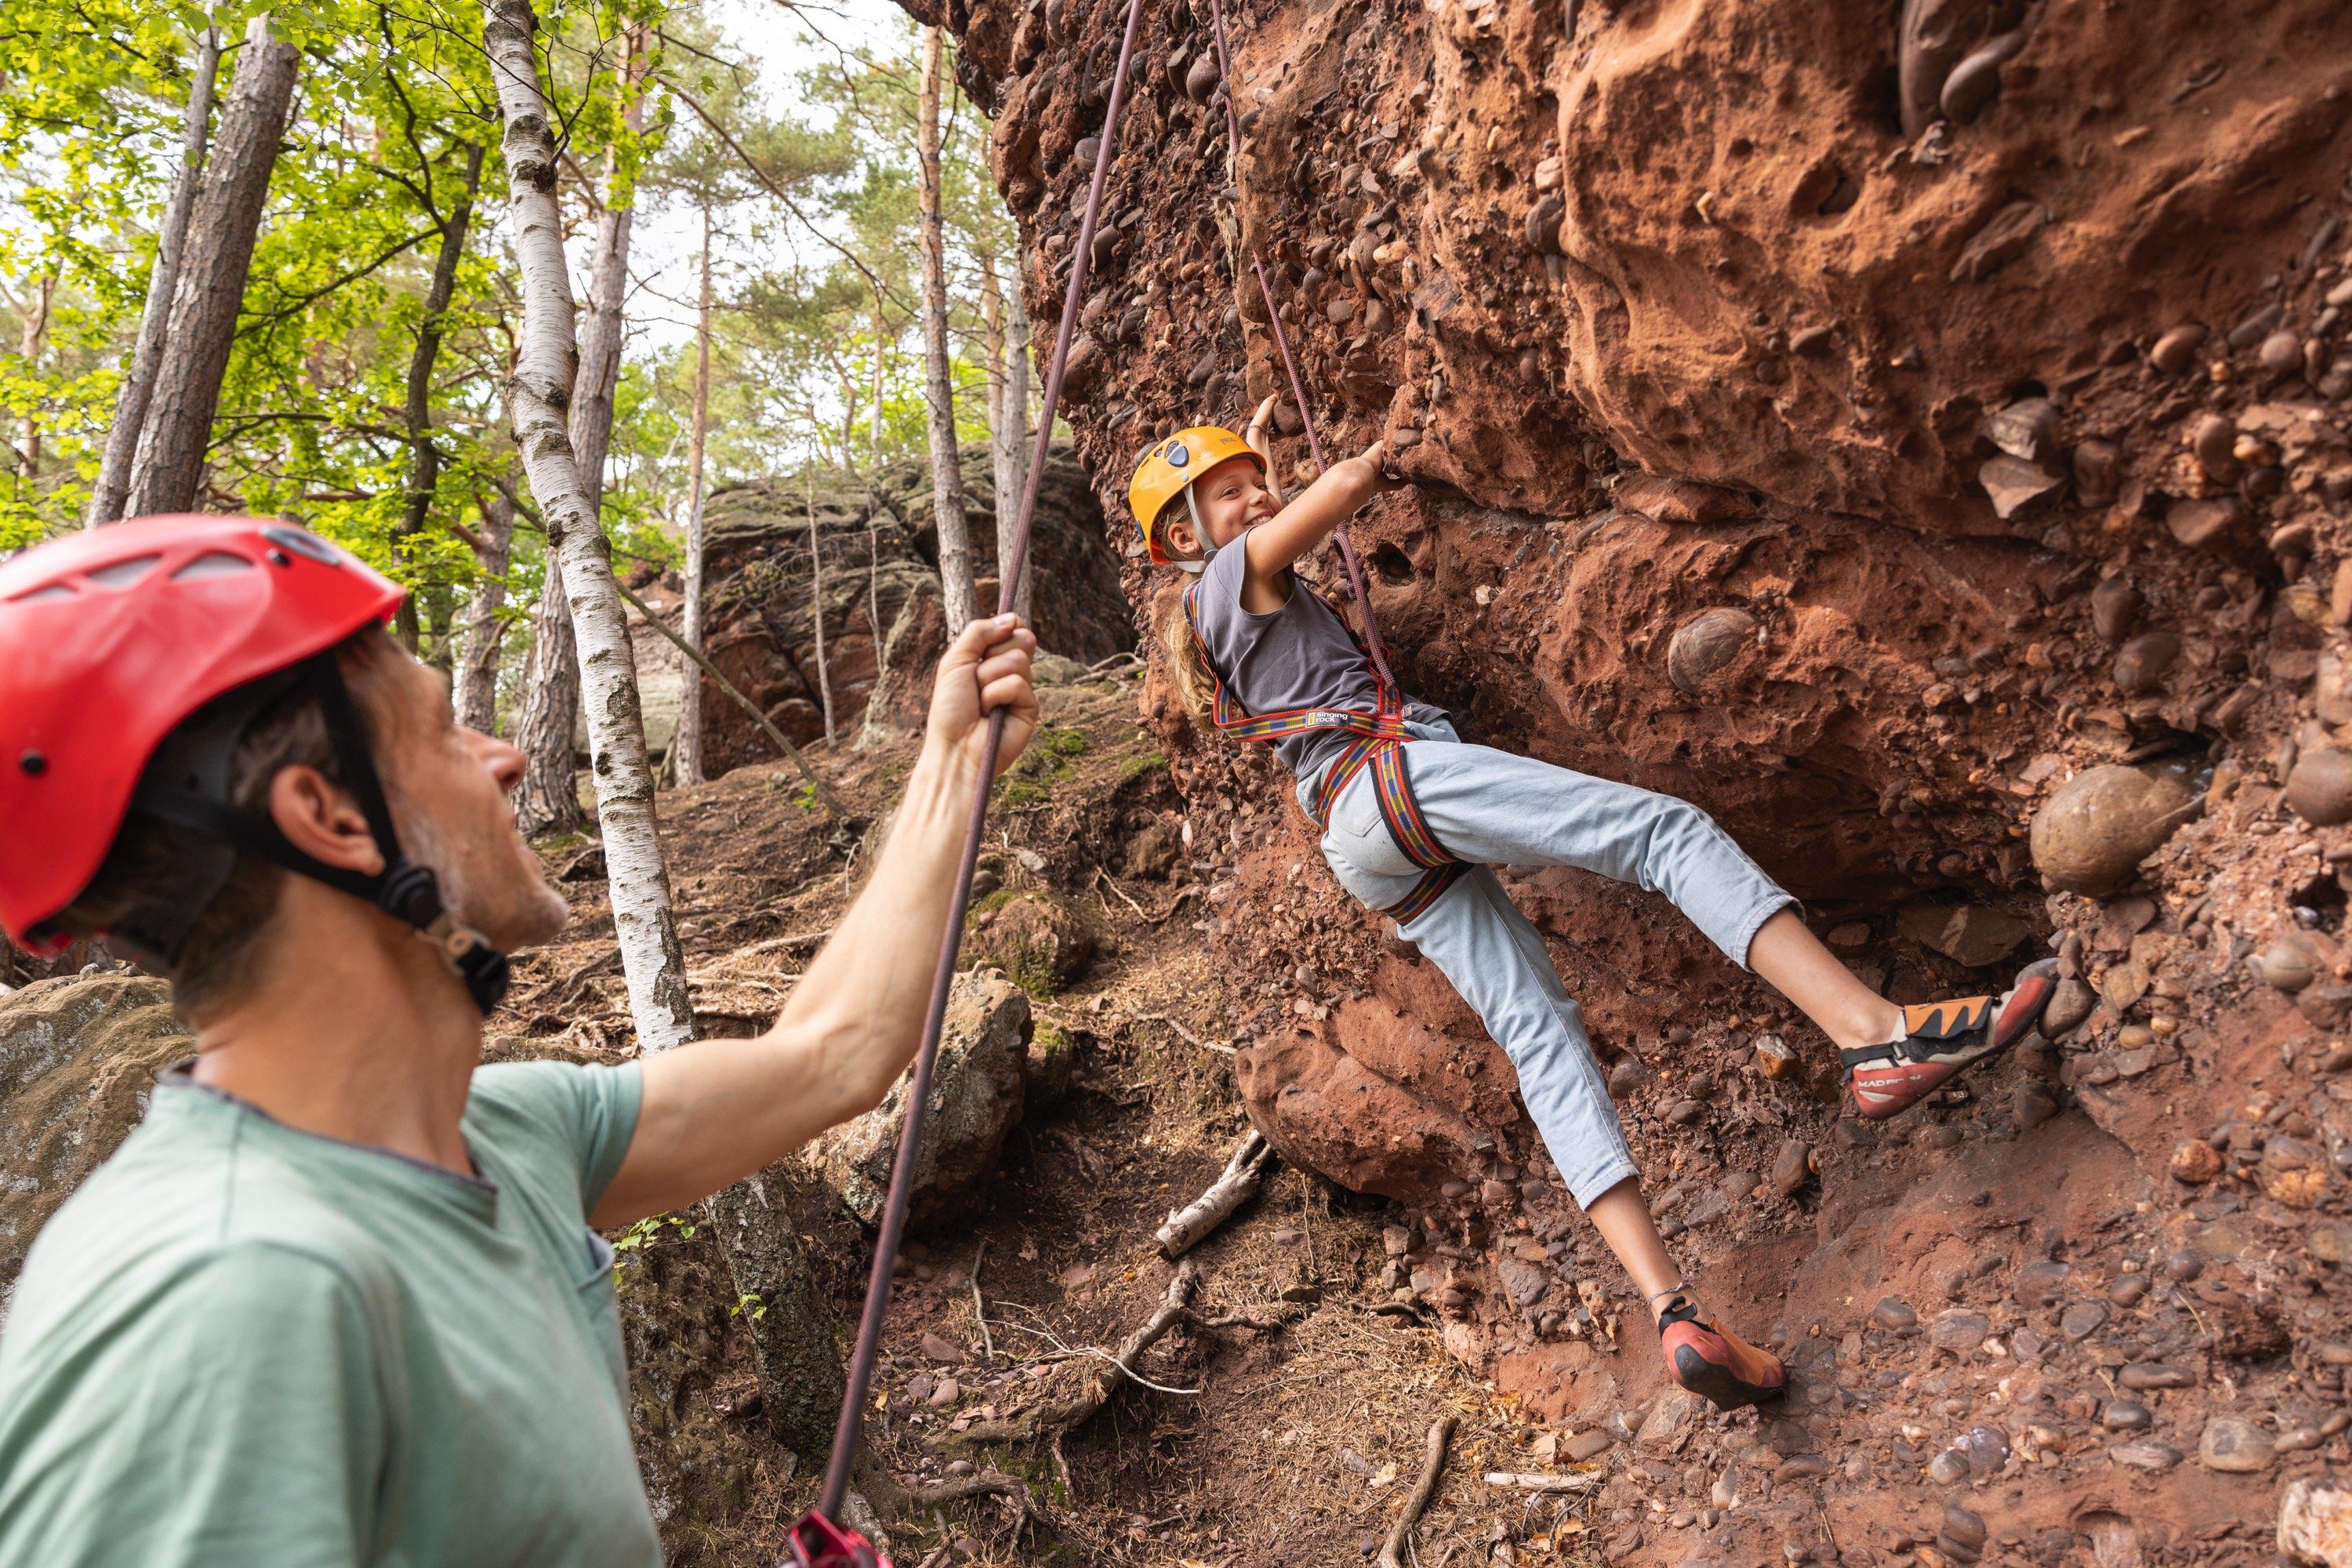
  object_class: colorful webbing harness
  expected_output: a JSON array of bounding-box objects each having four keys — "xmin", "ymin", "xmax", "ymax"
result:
[{"xmin": 1183, "ymin": 577, "xmax": 1467, "ymax": 924}]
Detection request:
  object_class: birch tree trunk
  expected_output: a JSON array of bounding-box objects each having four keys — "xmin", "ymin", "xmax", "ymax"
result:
[
  {"xmin": 485, "ymin": 0, "xmax": 693, "ymax": 1052},
  {"xmin": 123, "ymin": 15, "xmax": 297, "ymax": 519},
  {"xmin": 394, "ymin": 140, "xmax": 486, "ymax": 652},
  {"xmin": 994, "ymin": 261, "xmax": 1033, "ymax": 622},
  {"xmin": 673, "ymin": 202, "xmax": 713, "ymax": 787},
  {"xmin": 454, "ymin": 488, "xmax": 516, "ymax": 734},
  {"xmin": 808, "ymin": 466, "xmax": 835, "ymax": 742},
  {"xmin": 88, "ymin": 23, "xmax": 219, "ymax": 528},
  {"xmin": 915, "ymin": 26, "xmax": 972, "ymax": 631},
  {"xmin": 869, "ymin": 299, "xmax": 886, "ymax": 470},
  {"xmin": 512, "ymin": 26, "xmax": 643, "ymax": 834}
]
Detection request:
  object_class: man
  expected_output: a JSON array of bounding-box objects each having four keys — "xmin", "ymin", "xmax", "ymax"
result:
[{"xmin": 0, "ymin": 514, "xmax": 1039, "ymax": 1565}]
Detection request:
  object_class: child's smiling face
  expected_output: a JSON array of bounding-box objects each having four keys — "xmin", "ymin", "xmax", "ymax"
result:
[{"xmin": 1165, "ymin": 454, "xmax": 1274, "ymax": 560}]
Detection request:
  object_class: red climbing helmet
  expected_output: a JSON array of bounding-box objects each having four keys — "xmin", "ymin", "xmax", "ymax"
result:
[{"xmin": 0, "ymin": 514, "xmax": 401, "ymax": 954}]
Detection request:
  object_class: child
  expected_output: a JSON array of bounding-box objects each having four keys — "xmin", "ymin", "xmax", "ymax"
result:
[{"xmin": 1133, "ymin": 403, "xmax": 2059, "ymax": 1410}]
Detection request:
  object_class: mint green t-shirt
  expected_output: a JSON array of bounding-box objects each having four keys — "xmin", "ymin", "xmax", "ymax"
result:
[{"xmin": 0, "ymin": 1060, "xmax": 658, "ymax": 1567}]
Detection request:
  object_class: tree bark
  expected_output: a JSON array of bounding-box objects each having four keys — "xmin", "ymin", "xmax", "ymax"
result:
[
  {"xmin": 394, "ymin": 140, "xmax": 487, "ymax": 652},
  {"xmin": 512, "ymin": 25, "xmax": 643, "ymax": 835},
  {"xmin": 988, "ymin": 254, "xmax": 1033, "ymax": 622},
  {"xmin": 87, "ymin": 24, "xmax": 220, "ymax": 528},
  {"xmin": 14, "ymin": 270, "xmax": 55, "ymax": 479},
  {"xmin": 122, "ymin": 16, "xmax": 296, "ymax": 519},
  {"xmin": 869, "ymin": 298, "xmax": 886, "ymax": 471},
  {"xmin": 485, "ymin": 0, "xmax": 693, "ymax": 1052},
  {"xmin": 673, "ymin": 201, "xmax": 714, "ymax": 787},
  {"xmin": 454, "ymin": 488, "xmax": 516, "ymax": 734},
  {"xmin": 808, "ymin": 466, "xmax": 835, "ymax": 742},
  {"xmin": 915, "ymin": 26, "xmax": 972, "ymax": 632}
]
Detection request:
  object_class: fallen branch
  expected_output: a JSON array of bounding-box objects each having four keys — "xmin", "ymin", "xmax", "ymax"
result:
[
  {"xmin": 608, "ymin": 577, "xmax": 854, "ymax": 826},
  {"xmin": 1483, "ymin": 1472, "xmax": 1602, "ymax": 1494},
  {"xmin": 970, "ymin": 1240, "xmax": 993, "ymax": 1361},
  {"xmin": 954, "ymin": 1261, "xmax": 1200, "ymax": 1447},
  {"xmin": 1156, "ymin": 1130, "xmax": 1274, "ymax": 1257},
  {"xmin": 1133, "ymin": 1011, "xmax": 1234, "ymax": 1055},
  {"xmin": 1092, "ymin": 862, "xmax": 1149, "ymax": 920},
  {"xmin": 1378, "ymin": 1416, "xmax": 1457, "ymax": 1568}
]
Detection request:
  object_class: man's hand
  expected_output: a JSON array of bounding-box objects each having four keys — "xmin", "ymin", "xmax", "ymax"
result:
[{"xmin": 925, "ymin": 613, "xmax": 1040, "ymax": 779}]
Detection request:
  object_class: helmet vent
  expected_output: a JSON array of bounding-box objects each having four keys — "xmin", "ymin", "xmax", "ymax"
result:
[
  {"xmin": 85, "ymin": 555, "xmax": 161, "ymax": 588},
  {"xmin": 9, "ymin": 583, "xmax": 74, "ymax": 604},
  {"xmin": 170, "ymin": 552, "xmax": 257, "ymax": 582}
]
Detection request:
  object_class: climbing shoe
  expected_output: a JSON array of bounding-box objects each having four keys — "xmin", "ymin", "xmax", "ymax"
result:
[
  {"xmin": 1659, "ymin": 1297, "xmax": 1788, "ymax": 1411},
  {"xmin": 1840, "ymin": 958, "xmax": 2060, "ymax": 1120}
]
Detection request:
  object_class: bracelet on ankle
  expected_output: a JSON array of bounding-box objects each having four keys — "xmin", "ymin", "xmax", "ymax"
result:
[{"xmin": 1646, "ymin": 1278, "xmax": 1692, "ymax": 1307}]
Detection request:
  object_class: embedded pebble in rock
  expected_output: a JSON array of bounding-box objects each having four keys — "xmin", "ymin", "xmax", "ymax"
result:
[
  {"xmin": 2277, "ymin": 1479, "xmax": 2352, "ymax": 1566},
  {"xmin": 1667, "ymin": 607, "xmax": 1758, "ymax": 694},
  {"xmin": 2042, "ymin": 978, "xmax": 2096, "ymax": 1037},
  {"xmin": 2190, "ymin": 412, "xmax": 2241, "ymax": 481},
  {"xmin": 2162, "ymin": 1250, "xmax": 2204, "ymax": 1283},
  {"xmin": 2060, "ymin": 1301, "xmax": 2109, "ymax": 1340},
  {"xmin": 2111, "ymin": 1440, "xmax": 2183, "ymax": 1472},
  {"xmin": 1873, "ymin": 1297, "xmax": 1918, "ymax": 1331},
  {"xmin": 2072, "ymin": 439, "xmax": 2120, "ymax": 505},
  {"xmin": 2260, "ymin": 1136, "xmax": 2331, "ymax": 1208},
  {"xmin": 1942, "ymin": 1504, "xmax": 1988, "ymax": 1553},
  {"xmin": 2255, "ymin": 938, "xmax": 2320, "ymax": 993},
  {"xmin": 1985, "ymin": 396, "xmax": 2060, "ymax": 461},
  {"xmin": 2029, "ymin": 764, "xmax": 2197, "ymax": 895},
  {"xmin": 1606, "ymin": 1058, "xmax": 1646, "ymax": 1095},
  {"xmin": 2199, "ymin": 1415, "xmax": 2275, "ymax": 1474},
  {"xmin": 2286, "ymin": 750, "xmax": 2352, "ymax": 826},
  {"xmin": 1563, "ymin": 1428, "xmax": 1615, "ymax": 1462},
  {"xmin": 1772, "ymin": 1139, "xmax": 1816, "ymax": 1197},
  {"xmin": 2111, "ymin": 632, "xmax": 2178, "ymax": 695},
  {"xmin": 2166, "ymin": 495, "xmax": 2245, "ymax": 548},
  {"xmin": 1897, "ymin": 902, "xmax": 2031, "ymax": 967},
  {"xmin": 1939, "ymin": 31, "xmax": 2022, "ymax": 122},
  {"xmin": 1932, "ymin": 1310, "xmax": 1991, "ymax": 1354},
  {"xmin": 2259, "ymin": 329, "xmax": 2305, "ymax": 376},
  {"xmin": 2120, "ymin": 1363, "xmax": 2194, "ymax": 1391},
  {"xmin": 2089, "ymin": 575, "xmax": 2142, "ymax": 642},
  {"xmin": 1957, "ymin": 1426, "xmax": 2009, "ymax": 1476},
  {"xmin": 2108, "ymin": 1273, "xmax": 2150, "ymax": 1307},
  {"xmin": 1979, "ymin": 455, "xmax": 2062, "ymax": 518},
  {"xmin": 2015, "ymin": 1079, "xmax": 2062, "ymax": 1127},
  {"xmin": 2170, "ymin": 1138, "xmax": 2224, "ymax": 1184},
  {"xmin": 2014, "ymin": 1260, "xmax": 2070, "ymax": 1305},
  {"xmin": 2150, "ymin": 322, "xmax": 2209, "ymax": 373},
  {"xmin": 1927, "ymin": 1448, "xmax": 1970, "ymax": 1485},
  {"xmin": 2103, "ymin": 1399, "xmax": 2153, "ymax": 1431}
]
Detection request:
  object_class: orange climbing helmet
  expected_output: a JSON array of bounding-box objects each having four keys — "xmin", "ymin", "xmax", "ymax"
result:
[{"xmin": 1128, "ymin": 426, "xmax": 1263, "ymax": 568}]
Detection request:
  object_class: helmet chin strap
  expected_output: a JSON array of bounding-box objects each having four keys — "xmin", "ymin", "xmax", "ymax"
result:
[
  {"xmin": 1177, "ymin": 486, "xmax": 1220, "ymax": 576},
  {"xmin": 124, "ymin": 653, "xmax": 512, "ymax": 1017}
]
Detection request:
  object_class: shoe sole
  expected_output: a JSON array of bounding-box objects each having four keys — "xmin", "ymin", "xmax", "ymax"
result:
[
  {"xmin": 1850, "ymin": 959, "xmax": 2060, "ymax": 1120},
  {"xmin": 1670, "ymin": 1341, "xmax": 1787, "ymax": 1412}
]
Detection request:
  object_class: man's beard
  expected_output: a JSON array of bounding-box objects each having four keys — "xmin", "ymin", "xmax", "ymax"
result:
[{"xmin": 400, "ymin": 806, "xmax": 569, "ymax": 953}]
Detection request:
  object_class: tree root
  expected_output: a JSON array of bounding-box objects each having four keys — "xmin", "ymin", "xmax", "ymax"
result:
[
  {"xmin": 953, "ymin": 1261, "xmax": 1201, "ymax": 1447},
  {"xmin": 1377, "ymin": 1416, "xmax": 1456, "ymax": 1568}
]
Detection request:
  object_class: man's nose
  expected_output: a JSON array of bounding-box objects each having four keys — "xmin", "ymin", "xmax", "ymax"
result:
[{"xmin": 466, "ymin": 728, "xmax": 528, "ymax": 791}]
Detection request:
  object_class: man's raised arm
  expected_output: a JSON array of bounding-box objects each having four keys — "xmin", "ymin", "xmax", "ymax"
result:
[{"xmin": 591, "ymin": 614, "xmax": 1039, "ymax": 1227}]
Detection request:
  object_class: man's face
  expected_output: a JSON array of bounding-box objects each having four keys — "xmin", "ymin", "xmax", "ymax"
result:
[{"xmin": 367, "ymin": 648, "xmax": 569, "ymax": 953}]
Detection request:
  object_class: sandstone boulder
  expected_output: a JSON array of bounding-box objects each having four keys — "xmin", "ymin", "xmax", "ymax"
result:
[
  {"xmin": 815, "ymin": 967, "xmax": 1031, "ymax": 1230},
  {"xmin": 2028, "ymin": 765, "xmax": 2198, "ymax": 895}
]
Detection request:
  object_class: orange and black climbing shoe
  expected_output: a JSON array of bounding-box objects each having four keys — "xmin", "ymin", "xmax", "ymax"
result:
[
  {"xmin": 1840, "ymin": 958, "xmax": 2060, "ymax": 1120},
  {"xmin": 1659, "ymin": 1297, "xmax": 1788, "ymax": 1411}
]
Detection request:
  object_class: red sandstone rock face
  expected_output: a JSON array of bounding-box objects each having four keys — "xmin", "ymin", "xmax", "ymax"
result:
[{"xmin": 948, "ymin": 0, "xmax": 2352, "ymax": 1551}]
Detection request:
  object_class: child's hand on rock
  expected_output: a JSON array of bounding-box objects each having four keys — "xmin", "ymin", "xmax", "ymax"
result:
[
  {"xmin": 1244, "ymin": 394, "xmax": 1279, "ymax": 463},
  {"xmin": 1357, "ymin": 439, "xmax": 1404, "ymax": 492}
]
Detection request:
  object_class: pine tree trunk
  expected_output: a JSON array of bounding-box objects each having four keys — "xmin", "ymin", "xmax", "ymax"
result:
[
  {"xmin": 512, "ymin": 27, "xmax": 644, "ymax": 835},
  {"xmin": 394, "ymin": 140, "xmax": 486, "ymax": 652},
  {"xmin": 674, "ymin": 202, "xmax": 713, "ymax": 788},
  {"xmin": 122, "ymin": 16, "xmax": 296, "ymax": 518},
  {"xmin": 16, "ymin": 272, "xmax": 53, "ymax": 480},
  {"xmin": 994, "ymin": 260, "xmax": 1033, "ymax": 623},
  {"xmin": 916, "ymin": 26, "xmax": 972, "ymax": 631},
  {"xmin": 485, "ymin": 0, "xmax": 692, "ymax": 1052},
  {"xmin": 87, "ymin": 24, "xmax": 219, "ymax": 528},
  {"xmin": 454, "ymin": 488, "xmax": 516, "ymax": 734},
  {"xmin": 808, "ymin": 466, "xmax": 835, "ymax": 742},
  {"xmin": 869, "ymin": 299, "xmax": 886, "ymax": 470}
]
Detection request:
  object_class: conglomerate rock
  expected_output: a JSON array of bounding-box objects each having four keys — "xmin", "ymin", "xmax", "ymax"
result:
[{"xmin": 925, "ymin": 0, "xmax": 2352, "ymax": 1556}]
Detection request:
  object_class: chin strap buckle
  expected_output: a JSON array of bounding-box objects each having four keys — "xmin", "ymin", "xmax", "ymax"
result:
[{"xmin": 783, "ymin": 1511, "xmax": 888, "ymax": 1568}]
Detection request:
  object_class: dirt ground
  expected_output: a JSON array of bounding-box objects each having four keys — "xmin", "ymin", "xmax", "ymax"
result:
[{"xmin": 499, "ymin": 670, "xmax": 1632, "ymax": 1568}]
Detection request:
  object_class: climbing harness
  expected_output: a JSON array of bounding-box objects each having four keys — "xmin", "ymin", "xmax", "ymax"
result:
[
  {"xmin": 1171, "ymin": 0, "xmax": 1465, "ymax": 927},
  {"xmin": 785, "ymin": 0, "xmax": 1150, "ymax": 1560},
  {"xmin": 1181, "ymin": 575, "xmax": 1467, "ymax": 923}
]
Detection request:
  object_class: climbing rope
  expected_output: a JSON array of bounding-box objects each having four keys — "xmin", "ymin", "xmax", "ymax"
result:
[
  {"xmin": 1206, "ymin": 0, "xmax": 1402, "ymax": 695},
  {"xmin": 793, "ymin": 0, "xmax": 1150, "ymax": 1554}
]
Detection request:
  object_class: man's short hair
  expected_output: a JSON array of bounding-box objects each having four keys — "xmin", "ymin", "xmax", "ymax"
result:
[{"xmin": 57, "ymin": 630, "xmax": 405, "ymax": 1022}]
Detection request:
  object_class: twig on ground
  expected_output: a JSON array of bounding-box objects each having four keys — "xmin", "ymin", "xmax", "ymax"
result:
[
  {"xmin": 1140, "ymin": 886, "xmax": 1201, "ymax": 926},
  {"xmin": 1483, "ymin": 1472, "xmax": 1602, "ymax": 1494},
  {"xmin": 1377, "ymin": 1415, "xmax": 1457, "ymax": 1568},
  {"xmin": 1087, "ymin": 650, "xmax": 1140, "ymax": 673},
  {"xmin": 1092, "ymin": 862, "xmax": 1150, "ymax": 920},
  {"xmin": 1133, "ymin": 1011, "xmax": 1235, "ymax": 1055},
  {"xmin": 1155, "ymin": 1129, "xmax": 1274, "ymax": 1257},
  {"xmin": 955, "ymin": 1261, "xmax": 1202, "ymax": 1446},
  {"xmin": 970, "ymin": 1240, "xmax": 993, "ymax": 1361}
]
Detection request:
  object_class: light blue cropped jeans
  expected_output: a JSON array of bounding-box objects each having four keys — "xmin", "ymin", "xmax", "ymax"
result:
[{"xmin": 1303, "ymin": 720, "xmax": 1795, "ymax": 1209}]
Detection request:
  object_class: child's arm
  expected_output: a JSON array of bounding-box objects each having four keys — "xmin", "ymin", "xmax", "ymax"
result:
[
  {"xmin": 1243, "ymin": 394, "xmax": 1284, "ymax": 506},
  {"xmin": 1242, "ymin": 437, "xmax": 1398, "ymax": 597}
]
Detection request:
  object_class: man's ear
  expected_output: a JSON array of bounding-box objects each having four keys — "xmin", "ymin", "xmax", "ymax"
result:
[{"xmin": 267, "ymin": 765, "xmax": 386, "ymax": 877}]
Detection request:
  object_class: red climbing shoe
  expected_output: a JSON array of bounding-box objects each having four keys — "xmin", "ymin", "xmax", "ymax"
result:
[
  {"xmin": 1840, "ymin": 958, "xmax": 2060, "ymax": 1120},
  {"xmin": 1659, "ymin": 1297, "xmax": 1788, "ymax": 1411}
]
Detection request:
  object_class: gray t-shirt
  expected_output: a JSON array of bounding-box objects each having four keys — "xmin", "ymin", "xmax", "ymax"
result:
[{"xmin": 1188, "ymin": 529, "xmax": 1446, "ymax": 778}]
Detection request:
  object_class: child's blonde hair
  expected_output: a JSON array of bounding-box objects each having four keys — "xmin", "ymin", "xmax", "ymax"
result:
[{"xmin": 1153, "ymin": 583, "xmax": 1218, "ymax": 728}]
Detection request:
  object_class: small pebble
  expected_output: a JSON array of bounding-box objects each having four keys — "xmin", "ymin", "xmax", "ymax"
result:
[{"xmin": 2102, "ymin": 1399, "xmax": 2152, "ymax": 1431}]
